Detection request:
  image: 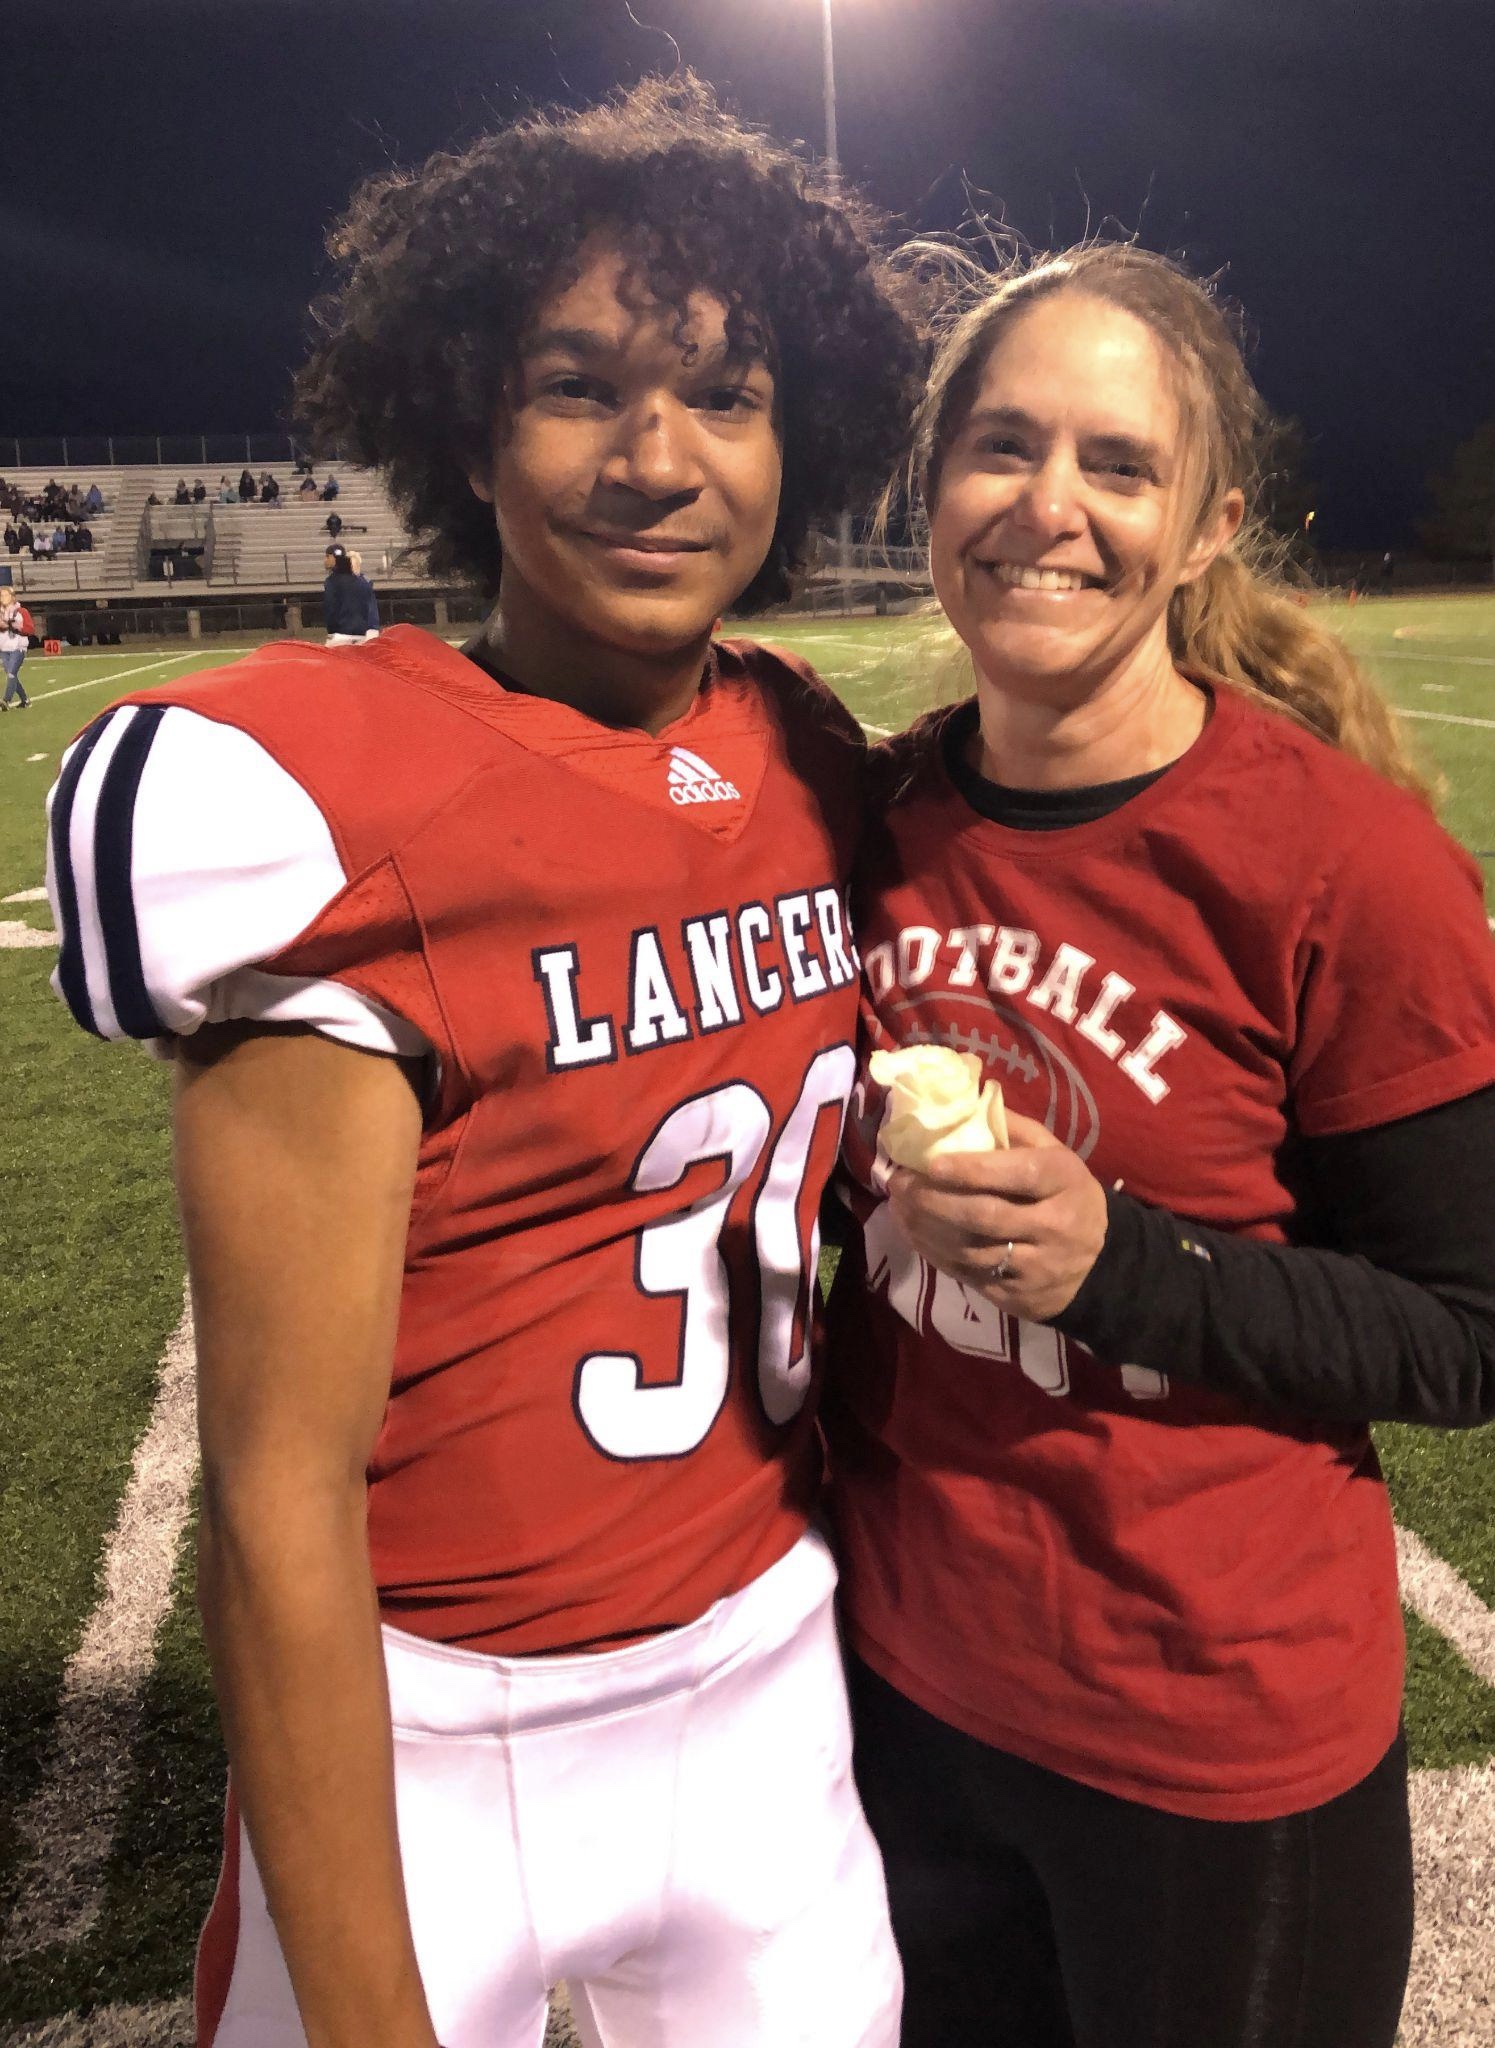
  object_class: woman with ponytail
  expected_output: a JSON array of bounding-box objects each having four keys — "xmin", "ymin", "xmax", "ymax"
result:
[{"xmin": 824, "ymin": 245, "xmax": 1495, "ymax": 2047}]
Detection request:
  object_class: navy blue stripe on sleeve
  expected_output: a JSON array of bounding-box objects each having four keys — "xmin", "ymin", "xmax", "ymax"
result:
[
  {"xmin": 49, "ymin": 715, "xmax": 114, "ymax": 1036},
  {"xmin": 93, "ymin": 704, "xmax": 169, "ymax": 1040}
]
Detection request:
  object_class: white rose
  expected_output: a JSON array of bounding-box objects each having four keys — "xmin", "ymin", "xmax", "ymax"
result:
[{"xmin": 869, "ymin": 1044, "xmax": 1009, "ymax": 1171}]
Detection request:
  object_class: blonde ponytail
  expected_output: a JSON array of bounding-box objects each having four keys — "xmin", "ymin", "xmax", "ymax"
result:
[{"xmin": 1171, "ymin": 548, "xmax": 1437, "ymax": 804}]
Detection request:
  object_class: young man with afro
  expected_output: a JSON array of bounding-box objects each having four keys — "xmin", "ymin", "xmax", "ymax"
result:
[{"xmin": 47, "ymin": 75, "xmax": 924, "ymax": 2048}]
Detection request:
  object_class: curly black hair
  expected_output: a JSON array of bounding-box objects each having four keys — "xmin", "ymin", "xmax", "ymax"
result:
[{"xmin": 294, "ymin": 74, "xmax": 928, "ymax": 610}]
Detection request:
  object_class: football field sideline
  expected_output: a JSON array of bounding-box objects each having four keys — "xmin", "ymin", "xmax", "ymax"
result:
[
  {"xmin": 0, "ymin": 1308, "xmax": 1491, "ymax": 2045},
  {"xmin": 3, "ymin": 597, "xmax": 1493, "ymax": 2042}
]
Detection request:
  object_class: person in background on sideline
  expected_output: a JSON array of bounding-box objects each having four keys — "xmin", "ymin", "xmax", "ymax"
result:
[
  {"xmin": 320, "ymin": 470, "xmax": 340, "ymax": 500},
  {"xmin": 824, "ymin": 242, "xmax": 1495, "ymax": 2048},
  {"xmin": 218, "ymin": 476, "xmax": 237, "ymax": 505},
  {"xmin": 238, "ymin": 467, "xmax": 257, "ymax": 502},
  {"xmin": 346, "ymin": 549, "xmax": 380, "ymax": 639},
  {"xmin": 0, "ymin": 586, "xmax": 31, "ymax": 707},
  {"xmin": 298, "ymin": 472, "xmax": 319, "ymax": 498},
  {"xmin": 322, "ymin": 543, "xmax": 377, "ymax": 645}
]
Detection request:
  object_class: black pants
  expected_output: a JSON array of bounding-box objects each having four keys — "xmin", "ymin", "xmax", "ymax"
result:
[{"xmin": 848, "ymin": 1657, "xmax": 1414, "ymax": 2048}]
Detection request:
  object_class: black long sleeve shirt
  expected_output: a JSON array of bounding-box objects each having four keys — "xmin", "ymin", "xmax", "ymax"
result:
[{"xmin": 943, "ymin": 715, "xmax": 1495, "ymax": 1429}]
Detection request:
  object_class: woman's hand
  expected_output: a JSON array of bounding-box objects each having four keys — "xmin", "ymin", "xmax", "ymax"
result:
[{"xmin": 884, "ymin": 1109, "xmax": 1109, "ymax": 1323}]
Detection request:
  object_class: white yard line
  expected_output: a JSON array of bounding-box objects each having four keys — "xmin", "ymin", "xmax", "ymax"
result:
[
  {"xmin": 0, "ymin": 1995, "xmax": 573, "ymax": 2048},
  {"xmin": 860, "ymin": 721, "xmax": 893, "ymax": 737},
  {"xmin": 1373, "ymin": 648, "xmax": 1495, "ymax": 670},
  {"xmin": 1394, "ymin": 1525, "xmax": 1495, "ymax": 2041},
  {"xmin": 1394, "ymin": 706, "xmax": 1495, "ymax": 732},
  {"xmin": 2, "ymin": 1290, "xmax": 199, "ymax": 1959},
  {"xmin": 0, "ymin": 1997, "xmax": 193, "ymax": 2047},
  {"xmin": 26, "ymin": 656, "xmax": 186, "ymax": 706},
  {"xmin": 3, "ymin": 886, "xmax": 48, "ymax": 903},
  {"xmin": 1396, "ymin": 1525, "xmax": 1495, "ymax": 1688},
  {"xmin": 1402, "ymin": 1764, "xmax": 1495, "ymax": 2047},
  {"xmin": 0, "ymin": 921, "xmax": 57, "ymax": 949},
  {"xmin": 781, "ymin": 633, "xmax": 884, "ymax": 650}
]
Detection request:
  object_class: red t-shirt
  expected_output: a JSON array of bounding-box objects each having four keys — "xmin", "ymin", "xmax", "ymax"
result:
[
  {"xmin": 103, "ymin": 626, "xmax": 864, "ymax": 1654},
  {"xmin": 824, "ymin": 683, "xmax": 1495, "ymax": 1820}
]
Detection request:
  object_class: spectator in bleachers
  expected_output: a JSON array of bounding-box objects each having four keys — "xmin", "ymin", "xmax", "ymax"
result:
[
  {"xmin": 3, "ymin": 520, "xmax": 17, "ymax": 556},
  {"xmin": 65, "ymin": 485, "xmax": 85, "ymax": 519},
  {"xmin": 217, "ymin": 476, "xmax": 237, "ymax": 504},
  {"xmin": 238, "ymin": 467, "xmax": 257, "ymax": 502},
  {"xmin": 33, "ymin": 529, "xmax": 52, "ymax": 557},
  {"xmin": 82, "ymin": 482, "xmax": 104, "ymax": 517},
  {"xmin": 298, "ymin": 473, "xmax": 319, "ymax": 497},
  {"xmin": 292, "ymin": 449, "xmax": 315, "ymax": 475},
  {"xmin": 76, "ymin": 524, "xmax": 94, "ymax": 552},
  {"xmin": 320, "ymin": 472, "xmax": 340, "ymax": 500},
  {"xmin": 325, "ymin": 509, "xmax": 343, "ymax": 539},
  {"xmin": 145, "ymin": 491, "xmax": 161, "ymax": 507},
  {"xmin": 260, "ymin": 472, "xmax": 281, "ymax": 505},
  {"xmin": 192, "ymin": 478, "xmax": 208, "ymax": 502},
  {"xmin": 16, "ymin": 518, "xmax": 34, "ymax": 553},
  {"xmin": 173, "ymin": 478, "xmax": 192, "ymax": 505},
  {"xmin": 52, "ymin": 524, "xmax": 68, "ymax": 553},
  {"xmin": 41, "ymin": 478, "xmax": 66, "ymax": 519}
]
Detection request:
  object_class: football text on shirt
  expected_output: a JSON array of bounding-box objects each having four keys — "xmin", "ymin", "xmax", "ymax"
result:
[
  {"xmin": 862, "ymin": 921, "xmax": 1187, "ymax": 1105},
  {"xmin": 534, "ymin": 885, "xmax": 857, "ymax": 1070}
]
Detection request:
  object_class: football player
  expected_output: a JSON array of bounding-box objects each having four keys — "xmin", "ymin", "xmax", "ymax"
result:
[{"xmin": 47, "ymin": 77, "xmax": 924, "ymax": 2048}]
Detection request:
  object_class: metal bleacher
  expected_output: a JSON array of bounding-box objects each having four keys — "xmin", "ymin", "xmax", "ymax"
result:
[
  {"xmin": 0, "ymin": 466, "xmax": 119, "ymax": 596},
  {"xmin": 208, "ymin": 468, "xmax": 416, "ymax": 589},
  {"xmin": 0, "ymin": 461, "xmax": 423, "ymax": 600}
]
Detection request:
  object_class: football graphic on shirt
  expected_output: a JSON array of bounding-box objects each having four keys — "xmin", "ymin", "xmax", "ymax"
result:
[{"xmin": 886, "ymin": 993, "xmax": 1102, "ymax": 1161}]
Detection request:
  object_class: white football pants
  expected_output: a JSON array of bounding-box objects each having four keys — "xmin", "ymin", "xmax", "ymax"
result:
[{"xmin": 199, "ymin": 1529, "xmax": 901, "ymax": 2046}]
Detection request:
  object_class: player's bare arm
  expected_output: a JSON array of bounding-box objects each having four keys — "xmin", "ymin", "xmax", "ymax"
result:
[{"xmin": 177, "ymin": 1023, "xmax": 431, "ymax": 2048}]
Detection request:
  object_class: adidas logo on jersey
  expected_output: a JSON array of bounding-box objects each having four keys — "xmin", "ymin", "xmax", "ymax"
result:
[{"xmin": 668, "ymin": 746, "xmax": 740, "ymax": 806}]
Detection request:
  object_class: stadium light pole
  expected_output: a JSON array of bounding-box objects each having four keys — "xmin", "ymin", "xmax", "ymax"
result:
[
  {"xmin": 821, "ymin": 0, "xmax": 840, "ymax": 176},
  {"xmin": 820, "ymin": 0, "xmax": 852, "ymax": 612}
]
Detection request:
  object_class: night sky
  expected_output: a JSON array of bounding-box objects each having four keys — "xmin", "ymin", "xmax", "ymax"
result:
[{"xmin": 11, "ymin": 0, "xmax": 1493, "ymax": 547}]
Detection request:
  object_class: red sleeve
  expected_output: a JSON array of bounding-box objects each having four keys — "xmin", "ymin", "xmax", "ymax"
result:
[{"xmin": 1289, "ymin": 791, "xmax": 1495, "ymax": 1135}]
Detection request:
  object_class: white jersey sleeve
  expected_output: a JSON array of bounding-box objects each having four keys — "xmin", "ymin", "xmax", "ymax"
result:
[{"xmin": 46, "ymin": 702, "xmax": 431, "ymax": 1061}]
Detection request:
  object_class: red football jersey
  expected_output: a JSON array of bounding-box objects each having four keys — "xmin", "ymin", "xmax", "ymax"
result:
[
  {"xmin": 107, "ymin": 626, "xmax": 865, "ymax": 1653},
  {"xmin": 825, "ymin": 683, "xmax": 1495, "ymax": 1820}
]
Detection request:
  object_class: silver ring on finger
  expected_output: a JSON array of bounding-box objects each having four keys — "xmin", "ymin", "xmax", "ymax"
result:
[{"xmin": 993, "ymin": 1240, "xmax": 1016, "ymax": 1282}]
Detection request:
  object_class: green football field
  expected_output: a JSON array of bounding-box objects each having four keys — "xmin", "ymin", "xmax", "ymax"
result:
[{"xmin": 1, "ymin": 595, "xmax": 1493, "ymax": 2042}]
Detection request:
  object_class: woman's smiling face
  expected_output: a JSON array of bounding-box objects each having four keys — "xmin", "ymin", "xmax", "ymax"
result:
[{"xmin": 928, "ymin": 291, "xmax": 1214, "ymax": 704}]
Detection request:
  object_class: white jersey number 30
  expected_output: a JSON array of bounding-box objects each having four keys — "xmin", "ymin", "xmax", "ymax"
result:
[{"xmin": 575, "ymin": 1044, "xmax": 856, "ymax": 1459}]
